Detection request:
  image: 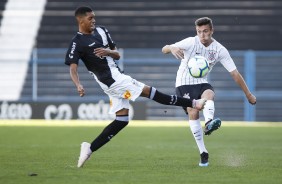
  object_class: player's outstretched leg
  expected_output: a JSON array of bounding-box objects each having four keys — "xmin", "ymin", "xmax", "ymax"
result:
[
  {"xmin": 204, "ymin": 118, "xmax": 221, "ymax": 135},
  {"xmin": 148, "ymin": 87, "xmax": 206, "ymax": 110},
  {"xmin": 77, "ymin": 142, "xmax": 92, "ymax": 168},
  {"xmin": 199, "ymin": 152, "xmax": 209, "ymax": 167}
]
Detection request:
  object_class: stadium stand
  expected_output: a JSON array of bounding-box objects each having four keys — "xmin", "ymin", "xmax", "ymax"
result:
[{"xmin": 37, "ymin": 0, "xmax": 282, "ymax": 50}]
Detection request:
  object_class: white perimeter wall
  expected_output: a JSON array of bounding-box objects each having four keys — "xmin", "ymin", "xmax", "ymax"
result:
[{"xmin": 0, "ymin": 0, "xmax": 46, "ymax": 100}]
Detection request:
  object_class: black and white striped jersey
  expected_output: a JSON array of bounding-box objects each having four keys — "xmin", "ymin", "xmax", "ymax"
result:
[{"xmin": 65, "ymin": 26, "xmax": 120, "ymax": 88}]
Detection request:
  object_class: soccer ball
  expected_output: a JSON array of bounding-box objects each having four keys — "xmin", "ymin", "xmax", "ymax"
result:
[{"xmin": 188, "ymin": 56, "xmax": 209, "ymax": 78}]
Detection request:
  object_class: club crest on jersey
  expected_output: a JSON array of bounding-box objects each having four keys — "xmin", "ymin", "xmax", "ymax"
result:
[
  {"xmin": 208, "ymin": 50, "xmax": 217, "ymax": 62},
  {"xmin": 123, "ymin": 90, "xmax": 132, "ymax": 99}
]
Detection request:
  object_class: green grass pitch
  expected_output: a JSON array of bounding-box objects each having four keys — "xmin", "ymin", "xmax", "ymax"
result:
[{"xmin": 0, "ymin": 120, "xmax": 281, "ymax": 184}]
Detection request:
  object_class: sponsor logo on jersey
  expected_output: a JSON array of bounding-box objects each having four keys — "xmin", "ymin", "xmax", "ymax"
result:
[
  {"xmin": 88, "ymin": 42, "xmax": 96, "ymax": 47},
  {"xmin": 69, "ymin": 42, "xmax": 76, "ymax": 59},
  {"xmin": 123, "ymin": 90, "xmax": 132, "ymax": 99}
]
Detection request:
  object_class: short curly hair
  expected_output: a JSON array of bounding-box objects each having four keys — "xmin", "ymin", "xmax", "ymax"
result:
[{"xmin": 75, "ymin": 6, "xmax": 93, "ymax": 17}]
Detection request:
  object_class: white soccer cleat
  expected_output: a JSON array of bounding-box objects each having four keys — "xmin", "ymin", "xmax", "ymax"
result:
[
  {"xmin": 77, "ymin": 142, "xmax": 92, "ymax": 168},
  {"xmin": 192, "ymin": 98, "xmax": 207, "ymax": 110}
]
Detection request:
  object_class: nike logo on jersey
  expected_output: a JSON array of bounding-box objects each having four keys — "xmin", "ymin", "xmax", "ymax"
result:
[
  {"xmin": 195, "ymin": 52, "xmax": 200, "ymax": 55},
  {"xmin": 183, "ymin": 93, "xmax": 190, "ymax": 99},
  {"xmin": 88, "ymin": 42, "xmax": 96, "ymax": 47}
]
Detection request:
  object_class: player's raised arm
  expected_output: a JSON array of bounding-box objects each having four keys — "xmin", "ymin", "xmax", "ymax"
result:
[{"xmin": 162, "ymin": 45, "xmax": 184, "ymax": 60}]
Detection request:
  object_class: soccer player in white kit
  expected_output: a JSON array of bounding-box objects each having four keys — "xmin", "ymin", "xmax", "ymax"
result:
[
  {"xmin": 65, "ymin": 6, "xmax": 207, "ymax": 168},
  {"xmin": 162, "ymin": 17, "xmax": 256, "ymax": 166}
]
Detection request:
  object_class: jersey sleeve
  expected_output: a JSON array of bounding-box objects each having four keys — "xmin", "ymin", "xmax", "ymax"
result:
[
  {"xmin": 218, "ymin": 47, "xmax": 237, "ymax": 72},
  {"xmin": 171, "ymin": 37, "xmax": 194, "ymax": 50},
  {"xmin": 101, "ymin": 26, "xmax": 116, "ymax": 49},
  {"xmin": 65, "ymin": 38, "xmax": 80, "ymax": 66}
]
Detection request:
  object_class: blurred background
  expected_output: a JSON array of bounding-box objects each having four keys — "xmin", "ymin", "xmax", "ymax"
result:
[{"xmin": 0, "ymin": 0, "xmax": 281, "ymax": 121}]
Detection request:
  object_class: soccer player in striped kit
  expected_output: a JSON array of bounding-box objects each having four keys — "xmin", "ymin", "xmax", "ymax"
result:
[
  {"xmin": 65, "ymin": 6, "xmax": 207, "ymax": 168},
  {"xmin": 162, "ymin": 17, "xmax": 256, "ymax": 166}
]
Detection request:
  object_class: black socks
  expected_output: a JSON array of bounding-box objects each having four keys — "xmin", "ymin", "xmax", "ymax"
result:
[
  {"xmin": 149, "ymin": 87, "xmax": 193, "ymax": 107},
  {"xmin": 90, "ymin": 117, "xmax": 128, "ymax": 152}
]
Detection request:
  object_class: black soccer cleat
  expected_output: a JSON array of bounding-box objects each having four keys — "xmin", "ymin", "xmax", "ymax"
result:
[
  {"xmin": 199, "ymin": 152, "xmax": 209, "ymax": 167},
  {"xmin": 204, "ymin": 118, "xmax": 221, "ymax": 135}
]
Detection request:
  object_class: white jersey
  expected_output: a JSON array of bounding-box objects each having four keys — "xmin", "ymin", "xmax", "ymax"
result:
[{"xmin": 171, "ymin": 36, "xmax": 236, "ymax": 87}]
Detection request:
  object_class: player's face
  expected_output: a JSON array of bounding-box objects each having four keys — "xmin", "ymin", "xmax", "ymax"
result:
[
  {"xmin": 80, "ymin": 12, "xmax": 96, "ymax": 34},
  {"xmin": 196, "ymin": 25, "xmax": 213, "ymax": 46}
]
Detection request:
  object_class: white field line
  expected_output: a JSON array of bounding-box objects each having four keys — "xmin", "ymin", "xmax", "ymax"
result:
[{"xmin": 0, "ymin": 120, "xmax": 281, "ymax": 127}]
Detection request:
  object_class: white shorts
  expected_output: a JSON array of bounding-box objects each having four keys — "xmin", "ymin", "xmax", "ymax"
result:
[{"xmin": 103, "ymin": 74, "xmax": 145, "ymax": 114}]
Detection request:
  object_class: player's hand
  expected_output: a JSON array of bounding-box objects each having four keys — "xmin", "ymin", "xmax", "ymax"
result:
[
  {"xmin": 77, "ymin": 84, "xmax": 85, "ymax": 97},
  {"xmin": 247, "ymin": 93, "xmax": 256, "ymax": 105},
  {"xmin": 170, "ymin": 46, "xmax": 184, "ymax": 60},
  {"xmin": 94, "ymin": 48, "xmax": 110, "ymax": 58}
]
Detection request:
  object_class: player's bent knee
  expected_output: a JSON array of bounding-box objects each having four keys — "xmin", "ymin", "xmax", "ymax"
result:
[{"xmin": 140, "ymin": 85, "xmax": 151, "ymax": 98}]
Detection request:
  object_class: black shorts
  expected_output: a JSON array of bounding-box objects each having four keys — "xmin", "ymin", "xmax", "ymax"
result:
[{"xmin": 176, "ymin": 83, "xmax": 214, "ymax": 113}]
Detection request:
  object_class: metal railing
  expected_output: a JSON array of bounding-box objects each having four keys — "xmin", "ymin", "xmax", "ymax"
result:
[{"xmin": 26, "ymin": 48, "xmax": 282, "ymax": 121}]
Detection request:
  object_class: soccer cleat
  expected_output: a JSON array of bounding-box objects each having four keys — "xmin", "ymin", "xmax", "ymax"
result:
[
  {"xmin": 192, "ymin": 98, "xmax": 207, "ymax": 110},
  {"xmin": 77, "ymin": 142, "xmax": 92, "ymax": 168},
  {"xmin": 199, "ymin": 152, "xmax": 209, "ymax": 167},
  {"xmin": 204, "ymin": 118, "xmax": 221, "ymax": 135}
]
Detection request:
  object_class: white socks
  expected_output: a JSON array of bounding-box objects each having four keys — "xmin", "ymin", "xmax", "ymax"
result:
[
  {"xmin": 203, "ymin": 100, "xmax": 215, "ymax": 123},
  {"xmin": 189, "ymin": 100, "xmax": 214, "ymax": 154},
  {"xmin": 189, "ymin": 119, "xmax": 208, "ymax": 154}
]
